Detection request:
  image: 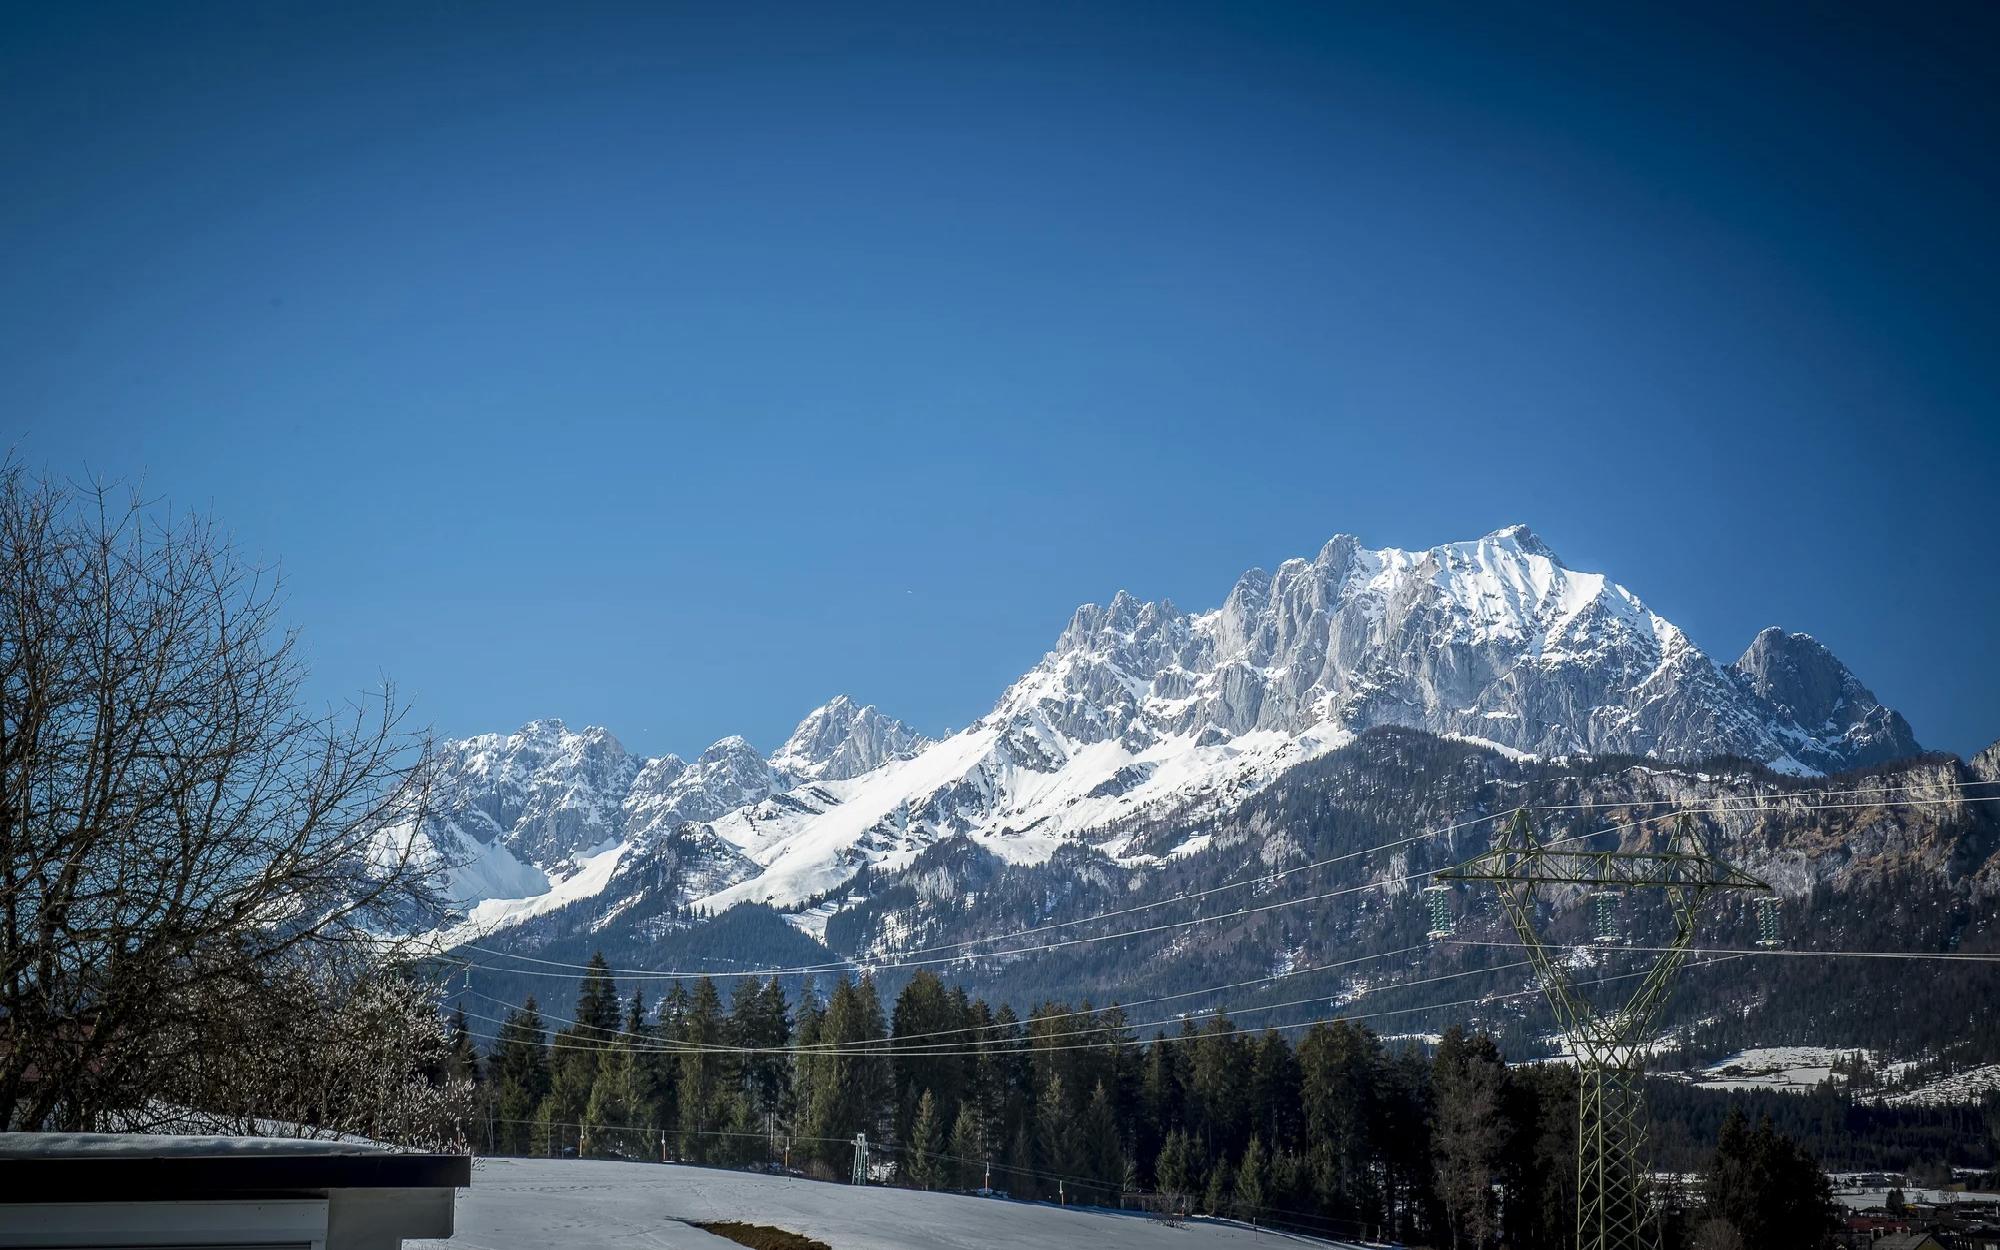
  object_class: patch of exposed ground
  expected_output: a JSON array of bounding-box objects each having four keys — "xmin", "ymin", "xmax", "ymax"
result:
[{"xmin": 692, "ymin": 1220, "xmax": 831, "ymax": 1250}]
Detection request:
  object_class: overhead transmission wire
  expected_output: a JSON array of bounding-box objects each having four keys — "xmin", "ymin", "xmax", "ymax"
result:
[
  {"xmin": 442, "ymin": 779, "xmax": 2000, "ymax": 984},
  {"xmin": 445, "ymin": 794, "xmax": 1952, "ymax": 989},
  {"xmin": 464, "ymin": 940, "xmax": 1438, "ymax": 1053},
  {"xmin": 464, "ymin": 933, "xmax": 2000, "ymax": 1064},
  {"xmin": 460, "ymin": 952, "xmax": 1536, "ymax": 1056},
  {"xmin": 446, "ymin": 806, "xmax": 1523, "ymax": 978},
  {"xmin": 456, "ymin": 914, "xmax": 1999, "ymax": 1060},
  {"xmin": 1447, "ymin": 938, "xmax": 2000, "ymax": 964},
  {"xmin": 447, "ymin": 834, "xmax": 1605, "ymax": 985},
  {"xmin": 459, "ymin": 950, "xmax": 1756, "ymax": 1061}
]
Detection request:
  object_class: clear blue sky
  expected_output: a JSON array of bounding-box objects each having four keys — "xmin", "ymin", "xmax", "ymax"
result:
[{"xmin": 4, "ymin": 2, "xmax": 1995, "ymax": 758}]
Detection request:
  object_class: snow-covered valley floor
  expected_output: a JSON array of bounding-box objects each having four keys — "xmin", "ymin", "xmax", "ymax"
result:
[{"xmin": 416, "ymin": 1158, "xmax": 1362, "ymax": 1250}]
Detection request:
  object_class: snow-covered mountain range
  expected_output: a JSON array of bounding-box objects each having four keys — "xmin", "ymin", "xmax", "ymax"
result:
[{"xmin": 418, "ymin": 525, "xmax": 1921, "ymax": 938}]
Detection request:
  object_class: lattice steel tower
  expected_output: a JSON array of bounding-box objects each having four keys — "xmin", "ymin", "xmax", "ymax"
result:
[{"xmin": 1436, "ymin": 810, "xmax": 1770, "ymax": 1250}]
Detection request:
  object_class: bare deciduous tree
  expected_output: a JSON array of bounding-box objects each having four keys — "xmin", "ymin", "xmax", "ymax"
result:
[
  {"xmin": 124, "ymin": 948, "xmax": 475, "ymax": 1149},
  {"xmin": 0, "ymin": 463, "xmax": 444, "ymax": 1132}
]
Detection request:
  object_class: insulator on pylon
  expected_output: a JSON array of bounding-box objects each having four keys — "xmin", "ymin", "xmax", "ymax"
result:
[
  {"xmin": 1756, "ymin": 895, "xmax": 1782, "ymax": 948},
  {"xmin": 1591, "ymin": 890, "xmax": 1622, "ymax": 945},
  {"xmin": 1423, "ymin": 883, "xmax": 1456, "ymax": 940}
]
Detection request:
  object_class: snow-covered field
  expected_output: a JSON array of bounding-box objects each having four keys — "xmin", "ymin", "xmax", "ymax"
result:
[
  {"xmin": 416, "ymin": 1158, "xmax": 1363, "ymax": 1250},
  {"xmin": 1871, "ymin": 1062, "xmax": 2000, "ymax": 1107},
  {"xmin": 1661, "ymin": 1048, "xmax": 2000, "ymax": 1105},
  {"xmin": 1682, "ymin": 1046, "xmax": 1872, "ymax": 1093}
]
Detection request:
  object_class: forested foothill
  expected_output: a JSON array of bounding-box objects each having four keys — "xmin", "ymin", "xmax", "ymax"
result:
[{"xmin": 468, "ymin": 957, "xmax": 2000, "ymax": 1250}]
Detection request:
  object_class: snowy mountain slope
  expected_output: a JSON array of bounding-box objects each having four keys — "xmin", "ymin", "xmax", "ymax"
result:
[
  {"xmin": 426, "ymin": 720, "xmax": 641, "ymax": 869},
  {"xmin": 415, "ymin": 698, "xmax": 927, "ymax": 928},
  {"xmin": 430, "ymin": 525, "xmax": 1926, "ymax": 931}
]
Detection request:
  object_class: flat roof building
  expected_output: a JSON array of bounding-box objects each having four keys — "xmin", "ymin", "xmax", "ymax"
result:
[{"xmin": 0, "ymin": 1133, "xmax": 469, "ymax": 1250}]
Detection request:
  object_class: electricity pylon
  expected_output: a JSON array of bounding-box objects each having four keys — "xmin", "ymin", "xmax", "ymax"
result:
[{"xmin": 1436, "ymin": 810, "xmax": 1770, "ymax": 1250}]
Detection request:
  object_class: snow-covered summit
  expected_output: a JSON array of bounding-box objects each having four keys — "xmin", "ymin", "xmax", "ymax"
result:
[
  {"xmin": 998, "ymin": 525, "xmax": 1889, "ymax": 771},
  {"xmin": 427, "ymin": 525, "xmax": 1923, "ymax": 926},
  {"xmin": 772, "ymin": 695, "xmax": 930, "ymax": 782},
  {"xmin": 426, "ymin": 718, "xmax": 641, "ymax": 866}
]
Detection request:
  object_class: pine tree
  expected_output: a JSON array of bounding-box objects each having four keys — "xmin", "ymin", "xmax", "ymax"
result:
[
  {"xmin": 1432, "ymin": 1028, "xmax": 1509, "ymax": 1250},
  {"xmin": 1080, "ymin": 1080, "xmax": 1125, "ymax": 1201},
  {"xmin": 1203, "ymin": 1154, "xmax": 1233, "ymax": 1217},
  {"xmin": 1156, "ymin": 1128, "xmax": 1194, "ymax": 1209},
  {"xmin": 948, "ymin": 1100, "xmax": 987, "ymax": 1190},
  {"xmin": 677, "ymin": 976, "xmax": 726, "ymax": 1162},
  {"xmin": 1233, "ymin": 1134, "xmax": 1269, "ymax": 1225},
  {"xmin": 803, "ymin": 975, "xmax": 890, "ymax": 1170},
  {"xmin": 1191, "ymin": 1012, "xmax": 1249, "ymax": 1163},
  {"xmin": 585, "ymin": 1038, "xmax": 651, "ymax": 1158},
  {"xmin": 792, "ymin": 978, "xmax": 823, "ymax": 1145},
  {"xmin": 906, "ymin": 1089, "xmax": 944, "ymax": 1189},
  {"xmin": 731, "ymin": 976, "xmax": 791, "ymax": 1135},
  {"xmin": 1299, "ymin": 1020, "xmax": 1385, "ymax": 1223},
  {"xmin": 574, "ymin": 952, "xmax": 621, "ymax": 1046},
  {"xmin": 1137, "ymin": 1031, "xmax": 1182, "ymax": 1184},
  {"xmin": 494, "ymin": 996, "xmax": 550, "ymax": 1156},
  {"xmin": 448, "ymin": 1002, "xmax": 481, "ymax": 1085},
  {"xmin": 891, "ymin": 971, "xmax": 970, "ymax": 1145},
  {"xmin": 1035, "ymin": 1071, "xmax": 1079, "ymax": 1195},
  {"xmin": 543, "ymin": 1041, "xmax": 595, "ymax": 1150},
  {"xmin": 1701, "ymin": 1108, "xmax": 1837, "ymax": 1250},
  {"xmin": 1249, "ymin": 1030, "xmax": 1300, "ymax": 1150}
]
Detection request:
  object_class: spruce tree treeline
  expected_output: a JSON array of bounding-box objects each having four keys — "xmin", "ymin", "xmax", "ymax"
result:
[{"xmin": 474, "ymin": 958, "xmax": 1879, "ymax": 1249}]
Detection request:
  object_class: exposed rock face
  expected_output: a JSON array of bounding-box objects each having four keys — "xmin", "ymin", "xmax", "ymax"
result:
[
  {"xmin": 771, "ymin": 695, "xmax": 929, "ymax": 782},
  {"xmin": 1730, "ymin": 627, "xmax": 1921, "ymax": 769},
  {"xmin": 1001, "ymin": 525, "xmax": 1918, "ymax": 774},
  {"xmin": 623, "ymin": 736, "xmax": 779, "ymax": 837},
  {"xmin": 426, "ymin": 719, "xmax": 641, "ymax": 866},
  {"xmin": 1973, "ymin": 739, "xmax": 2000, "ymax": 785}
]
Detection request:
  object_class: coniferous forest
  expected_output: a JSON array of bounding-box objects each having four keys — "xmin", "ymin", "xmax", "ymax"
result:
[{"xmin": 459, "ymin": 956, "xmax": 2000, "ymax": 1250}]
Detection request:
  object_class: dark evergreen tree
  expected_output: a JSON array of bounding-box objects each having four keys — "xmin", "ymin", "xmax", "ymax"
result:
[
  {"xmin": 1191, "ymin": 1012, "xmax": 1250, "ymax": 1163},
  {"xmin": 494, "ymin": 996, "xmax": 550, "ymax": 1156},
  {"xmin": 906, "ymin": 1088, "xmax": 944, "ymax": 1189},
  {"xmin": 731, "ymin": 975, "xmax": 791, "ymax": 1137},
  {"xmin": 1156, "ymin": 1128, "xmax": 1196, "ymax": 1210},
  {"xmin": 1233, "ymin": 1134, "xmax": 1269, "ymax": 1224},
  {"xmin": 890, "ymin": 971, "xmax": 969, "ymax": 1143},
  {"xmin": 1701, "ymin": 1108, "xmax": 1837, "ymax": 1250},
  {"xmin": 1079, "ymin": 1079, "xmax": 1125, "ymax": 1200},
  {"xmin": 447, "ymin": 1002, "xmax": 481, "ymax": 1084},
  {"xmin": 1035, "ymin": 1071, "xmax": 1081, "ymax": 1198},
  {"xmin": 1249, "ymin": 1030, "xmax": 1301, "ymax": 1150},
  {"xmin": 574, "ymin": 952, "xmax": 622, "ymax": 1045},
  {"xmin": 1432, "ymin": 1028, "xmax": 1509, "ymax": 1250},
  {"xmin": 677, "ymin": 976, "xmax": 728, "ymax": 1162},
  {"xmin": 947, "ymin": 1099, "xmax": 987, "ymax": 1190}
]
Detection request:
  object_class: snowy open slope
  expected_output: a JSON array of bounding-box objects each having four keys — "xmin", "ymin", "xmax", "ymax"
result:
[
  {"xmin": 1679, "ymin": 1047, "xmax": 1877, "ymax": 1093},
  {"xmin": 414, "ymin": 1158, "xmax": 1362, "ymax": 1250}
]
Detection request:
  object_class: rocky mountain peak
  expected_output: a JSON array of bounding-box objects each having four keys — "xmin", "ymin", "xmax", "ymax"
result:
[
  {"xmin": 1730, "ymin": 628, "xmax": 1920, "ymax": 769},
  {"xmin": 1972, "ymin": 739, "xmax": 2000, "ymax": 785},
  {"xmin": 697, "ymin": 734, "xmax": 760, "ymax": 765},
  {"xmin": 773, "ymin": 696, "xmax": 929, "ymax": 783},
  {"xmin": 1481, "ymin": 523, "xmax": 1565, "ymax": 567},
  {"xmin": 425, "ymin": 717, "xmax": 641, "ymax": 865}
]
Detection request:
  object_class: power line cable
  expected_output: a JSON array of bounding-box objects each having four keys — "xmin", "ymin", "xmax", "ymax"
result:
[{"xmin": 440, "ymin": 781, "xmax": 2000, "ymax": 981}]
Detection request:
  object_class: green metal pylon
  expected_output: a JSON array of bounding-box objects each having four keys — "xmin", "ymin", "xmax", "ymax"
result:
[{"xmin": 1437, "ymin": 810, "xmax": 1771, "ymax": 1250}]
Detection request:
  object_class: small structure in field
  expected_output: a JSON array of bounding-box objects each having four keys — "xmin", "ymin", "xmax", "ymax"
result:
[{"xmin": 0, "ymin": 1133, "xmax": 469, "ymax": 1250}]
